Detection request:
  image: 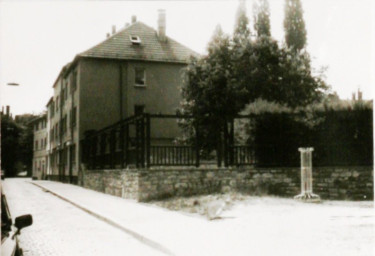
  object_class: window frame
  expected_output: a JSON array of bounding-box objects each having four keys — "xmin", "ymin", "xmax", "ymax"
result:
[{"xmin": 134, "ymin": 67, "xmax": 146, "ymax": 87}]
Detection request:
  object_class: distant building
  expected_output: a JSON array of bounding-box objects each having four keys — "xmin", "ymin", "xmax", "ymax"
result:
[
  {"xmin": 1, "ymin": 105, "xmax": 12, "ymax": 118},
  {"xmin": 46, "ymin": 10, "xmax": 197, "ymax": 183},
  {"xmin": 352, "ymin": 89, "xmax": 363, "ymax": 102},
  {"xmin": 30, "ymin": 114, "xmax": 48, "ymax": 180}
]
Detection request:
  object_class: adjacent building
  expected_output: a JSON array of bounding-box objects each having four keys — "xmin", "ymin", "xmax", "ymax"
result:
[
  {"xmin": 46, "ymin": 10, "xmax": 197, "ymax": 183},
  {"xmin": 31, "ymin": 114, "xmax": 48, "ymax": 180}
]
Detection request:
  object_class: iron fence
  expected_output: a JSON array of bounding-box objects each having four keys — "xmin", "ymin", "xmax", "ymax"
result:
[{"xmin": 81, "ymin": 110, "xmax": 372, "ymax": 169}]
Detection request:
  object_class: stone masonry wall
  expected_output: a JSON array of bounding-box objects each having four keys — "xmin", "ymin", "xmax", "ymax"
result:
[{"xmin": 80, "ymin": 166, "xmax": 373, "ymax": 202}]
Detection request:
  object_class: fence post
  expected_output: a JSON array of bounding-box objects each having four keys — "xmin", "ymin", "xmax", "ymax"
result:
[
  {"xmin": 195, "ymin": 122, "xmax": 200, "ymax": 167},
  {"xmin": 92, "ymin": 136, "xmax": 97, "ymax": 169},
  {"xmin": 120, "ymin": 125, "xmax": 124, "ymax": 169},
  {"xmin": 124, "ymin": 123, "xmax": 129, "ymax": 168},
  {"xmin": 109, "ymin": 129, "xmax": 115, "ymax": 169},
  {"xmin": 100, "ymin": 133, "xmax": 106, "ymax": 169},
  {"xmin": 230, "ymin": 118, "xmax": 235, "ymax": 166},
  {"xmin": 140, "ymin": 115, "xmax": 145, "ymax": 168},
  {"xmin": 223, "ymin": 119, "xmax": 228, "ymax": 167},
  {"xmin": 135, "ymin": 119, "xmax": 139, "ymax": 168},
  {"xmin": 145, "ymin": 114, "xmax": 151, "ymax": 168},
  {"xmin": 216, "ymin": 120, "xmax": 223, "ymax": 168}
]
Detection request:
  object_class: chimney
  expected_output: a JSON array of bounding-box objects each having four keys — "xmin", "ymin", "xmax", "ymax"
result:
[
  {"xmin": 106, "ymin": 33, "xmax": 110, "ymax": 38},
  {"xmin": 131, "ymin": 15, "xmax": 137, "ymax": 24},
  {"xmin": 157, "ymin": 9, "xmax": 166, "ymax": 42},
  {"xmin": 6, "ymin": 105, "xmax": 10, "ymax": 117},
  {"xmin": 352, "ymin": 92, "xmax": 356, "ymax": 101},
  {"xmin": 112, "ymin": 25, "xmax": 116, "ymax": 35},
  {"xmin": 358, "ymin": 89, "xmax": 362, "ymax": 101}
]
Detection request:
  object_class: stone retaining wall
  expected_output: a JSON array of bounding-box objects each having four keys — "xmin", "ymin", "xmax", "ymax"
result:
[{"xmin": 80, "ymin": 166, "xmax": 373, "ymax": 202}]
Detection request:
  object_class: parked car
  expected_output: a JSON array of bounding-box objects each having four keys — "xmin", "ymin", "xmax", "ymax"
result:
[{"xmin": 1, "ymin": 189, "xmax": 33, "ymax": 256}]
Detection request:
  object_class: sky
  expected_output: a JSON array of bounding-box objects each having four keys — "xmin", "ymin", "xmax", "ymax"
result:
[{"xmin": 0, "ymin": 0, "xmax": 374, "ymax": 116}]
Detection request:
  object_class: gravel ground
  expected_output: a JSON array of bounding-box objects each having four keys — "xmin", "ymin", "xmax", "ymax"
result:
[{"xmin": 150, "ymin": 193, "xmax": 374, "ymax": 218}]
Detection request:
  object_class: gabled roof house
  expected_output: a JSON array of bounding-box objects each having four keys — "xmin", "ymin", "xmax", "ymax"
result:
[{"xmin": 46, "ymin": 10, "xmax": 197, "ymax": 183}]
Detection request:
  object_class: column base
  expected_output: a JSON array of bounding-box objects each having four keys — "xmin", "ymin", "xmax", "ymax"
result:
[{"xmin": 294, "ymin": 192, "xmax": 321, "ymax": 203}]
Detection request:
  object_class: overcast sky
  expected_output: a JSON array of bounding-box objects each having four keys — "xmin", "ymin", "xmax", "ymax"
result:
[{"xmin": 0, "ymin": 0, "xmax": 374, "ymax": 116}]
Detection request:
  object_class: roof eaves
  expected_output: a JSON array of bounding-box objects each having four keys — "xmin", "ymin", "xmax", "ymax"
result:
[
  {"xmin": 52, "ymin": 61, "xmax": 72, "ymax": 88},
  {"xmin": 28, "ymin": 114, "xmax": 47, "ymax": 125},
  {"xmin": 78, "ymin": 55, "xmax": 190, "ymax": 64},
  {"xmin": 46, "ymin": 97, "xmax": 53, "ymax": 107}
]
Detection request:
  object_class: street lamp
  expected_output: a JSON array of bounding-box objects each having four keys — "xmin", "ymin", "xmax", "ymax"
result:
[{"xmin": 6, "ymin": 82, "xmax": 19, "ymax": 86}]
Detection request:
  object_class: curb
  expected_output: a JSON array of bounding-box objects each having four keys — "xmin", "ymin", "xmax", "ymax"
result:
[{"xmin": 30, "ymin": 181, "xmax": 175, "ymax": 256}]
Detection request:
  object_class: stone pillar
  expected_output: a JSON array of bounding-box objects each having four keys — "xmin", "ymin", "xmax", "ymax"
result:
[{"xmin": 294, "ymin": 147, "xmax": 320, "ymax": 202}]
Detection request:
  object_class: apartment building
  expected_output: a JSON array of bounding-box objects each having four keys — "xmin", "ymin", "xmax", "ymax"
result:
[{"xmin": 46, "ymin": 10, "xmax": 197, "ymax": 183}]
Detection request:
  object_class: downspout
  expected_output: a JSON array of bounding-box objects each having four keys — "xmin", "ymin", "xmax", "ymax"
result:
[
  {"xmin": 59, "ymin": 80, "xmax": 64, "ymax": 181},
  {"xmin": 69, "ymin": 73, "xmax": 75, "ymax": 183},
  {"xmin": 119, "ymin": 64, "xmax": 123, "ymax": 121}
]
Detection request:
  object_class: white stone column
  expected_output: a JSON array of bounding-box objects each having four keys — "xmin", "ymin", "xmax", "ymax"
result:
[{"xmin": 294, "ymin": 147, "xmax": 320, "ymax": 202}]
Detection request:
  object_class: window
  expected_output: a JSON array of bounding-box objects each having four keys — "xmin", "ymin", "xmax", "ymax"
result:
[
  {"xmin": 65, "ymin": 81, "xmax": 69, "ymax": 99},
  {"xmin": 60, "ymin": 116, "xmax": 67, "ymax": 135},
  {"xmin": 61, "ymin": 89, "xmax": 65, "ymax": 105},
  {"xmin": 130, "ymin": 35, "xmax": 141, "ymax": 45},
  {"xmin": 71, "ymin": 71, "xmax": 77, "ymax": 92},
  {"xmin": 135, "ymin": 68, "xmax": 145, "ymax": 86},
  {"xmin": 71, "ymin": 107, "xmax": 77, "ymax": 127},
  {"xmin": 55, "ymin": 96, "xmax": 59, "ymax": 112},
  {"xmin": 134, "ymin": 105, "xmax": 145, "ymax": 115},
  {"xmin": 35, "ymin": 140, "xmax": 38, "ymax": 150},
  {"xmin": 50, "ymin": 128, "xmax": 54, "ymax": 142},
  {"xmin": 71, "ymin": 144, "xmax": 76, "ymax": 164},
  {"xmin": 55, "ymin": 123, "xmax": 59, "ymax": 140},
  {"xmin": 50, "ymin": 102, "xmax": 55, "ymax": 118}
]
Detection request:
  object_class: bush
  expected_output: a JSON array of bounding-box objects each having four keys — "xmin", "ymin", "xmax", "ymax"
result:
[{"xmin": 236, "ymin": 99, "xmax": 373, "ymax": 167}]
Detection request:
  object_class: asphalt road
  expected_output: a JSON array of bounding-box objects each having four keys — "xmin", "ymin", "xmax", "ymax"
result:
[{"xmin": 1, "ymin": 178, "xmax": 163, "ymax": 256}]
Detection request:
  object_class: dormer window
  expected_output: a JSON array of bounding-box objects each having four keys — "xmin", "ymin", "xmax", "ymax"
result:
[{"xmin": 130, "ymin": 35, "xmax": 141, "ymax": 45}]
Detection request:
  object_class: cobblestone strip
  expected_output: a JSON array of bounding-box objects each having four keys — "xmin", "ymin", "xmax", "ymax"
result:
[{"xmin": 30, "ymin": 181, "xmax": 174, "ymax": 256}]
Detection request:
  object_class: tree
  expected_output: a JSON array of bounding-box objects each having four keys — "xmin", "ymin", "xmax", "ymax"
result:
[
  {"xmin": 1, "ymin": 113, "xmax": 37, "ymax": 177},
  {"xmin": 233, "ymin": 0, "xmax": 251, "ymax": 47},
  {"xmin": 180, "ymin": 26, "xmax": 235, "ymax": 155},
  {"xmin": 277, "ymin": 47, "xmax": 328, "ymax": 107},
  {"xmin": 16, "ymin": 114, "xmax": 38, "ymax": 176},
  {"xmin": 179, "ymin": 0, "xmax": 328, "ymax": 156},
  {"xmin": 253, "ymin": 0, "xmax": 271, "ymax": 37},
  {"xmin": 284, "ymin": 0, "xmax": 307, "ymax": 52},
  {"xmin": 231, "ymin": 0, "xmax": 253, "ymax": 110},
  {"xmin": 1, "ymin": 115, "xmax": 21, "ymax": 177}
]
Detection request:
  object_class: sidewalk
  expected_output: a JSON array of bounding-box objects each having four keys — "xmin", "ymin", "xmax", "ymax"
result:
[
  {"xmin": 30, "ymin": 180, "xmax": 374, "ymax": 256},
  {"xmin": 30, "ymin": 180, "xmax": 229, "ymax": 256}
]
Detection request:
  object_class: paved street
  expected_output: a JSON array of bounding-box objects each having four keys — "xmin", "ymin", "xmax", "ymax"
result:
[
  {"xmin": 1, "ymin": 178, "xmax": 164, "ymax": 256},
  {"xmin": 2, "ymin": 178, "xmax": 374, "ymax": 256}
]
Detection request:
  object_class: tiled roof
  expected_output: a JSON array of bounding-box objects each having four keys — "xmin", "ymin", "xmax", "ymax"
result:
[{"xmin": 79, "ymin": 22, "xmax": 198, "ymax": 63}]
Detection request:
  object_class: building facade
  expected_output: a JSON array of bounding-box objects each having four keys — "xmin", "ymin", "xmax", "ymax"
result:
[
  {"xmin": 46, "ymin": 11, "xmax": 196, "ymax": 183},
  {"xmin": 31, "ymin": 115, "xmax": 48, "ymax": 180}
]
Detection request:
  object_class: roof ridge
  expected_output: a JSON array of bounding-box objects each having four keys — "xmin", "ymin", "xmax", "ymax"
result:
[{"xmin": 78, "ymin": 20, "xmax": 197, "ymax": 63}]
